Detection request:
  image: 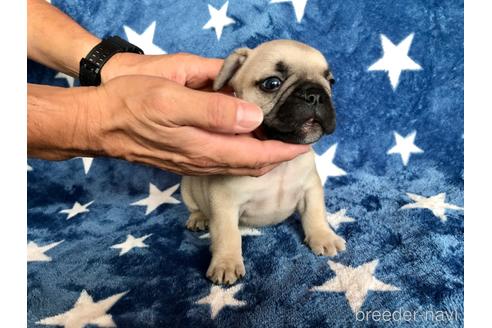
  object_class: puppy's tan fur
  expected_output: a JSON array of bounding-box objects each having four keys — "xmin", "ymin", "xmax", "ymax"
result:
[{"xmin": 181, "ymin": 40, "xmax": 345, "ymax": 285}]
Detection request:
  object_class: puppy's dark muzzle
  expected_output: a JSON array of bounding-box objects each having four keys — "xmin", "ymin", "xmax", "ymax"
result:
[
  {"xmin": 291, "ymin": 83, "xmax": 336, "ymax": 134},
  {"xmin": 261, "ymin": 81, "xmax": 336, "ymax": 144}
]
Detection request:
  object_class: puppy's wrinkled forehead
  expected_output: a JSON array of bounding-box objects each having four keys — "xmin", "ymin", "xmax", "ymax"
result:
[{"xmin": 240, "ymin": 41, "xmax": 329, "ymax": 81}]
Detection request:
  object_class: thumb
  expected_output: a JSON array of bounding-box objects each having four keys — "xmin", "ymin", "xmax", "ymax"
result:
[{"xmin": 170, "ymin": 87, "xmax": 264, "ymax": 134}]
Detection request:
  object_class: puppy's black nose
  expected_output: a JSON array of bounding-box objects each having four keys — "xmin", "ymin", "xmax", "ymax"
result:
[
  {"xmin": 306, "ymin": 92, "xmax": 321, "ymax": 105},
  {"xmin": 293, "ymin": 84, "xmax": 327, "ymax": 106}
]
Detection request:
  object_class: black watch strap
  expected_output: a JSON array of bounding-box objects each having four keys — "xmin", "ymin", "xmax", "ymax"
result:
[{"xmin": 79, "ymin": 36, "xmax": 144, "ymax": 86}]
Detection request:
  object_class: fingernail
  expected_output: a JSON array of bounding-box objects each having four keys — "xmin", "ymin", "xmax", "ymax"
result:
[{"xmin": 236, "ymin": 102, "xmax": 263, "ymax": 129}]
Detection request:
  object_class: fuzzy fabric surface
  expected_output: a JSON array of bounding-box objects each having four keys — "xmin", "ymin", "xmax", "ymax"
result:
[{"xmin": 27, "ymin": 0, "xmax": 464, "ymax": 327}]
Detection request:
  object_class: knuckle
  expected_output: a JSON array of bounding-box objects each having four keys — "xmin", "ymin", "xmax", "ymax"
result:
[
  {"xmin": 193, "ymin": 157, "xmax": 214, "ymax": 168},
  {"xmin": 145, "ymin": 84, "xmax": 177, "ymax": 113},
  {"xmin": 104, "ymin": 138, "xmax": 130, "ymax": 159},
  {"xmin": 256, "ymin": 166, "xmax": 272, "ymax": 176},
  {"xmin": 124, "ymin": 153, "xmax": 137, "ymax": 163},
  {"xmin": 250, "ymin": 159, "xmax": 265, "ymax": 170},
  {"xmin": 180, "ymin": 153, "xmax": 216, "ymax": 169},
  {"xmin": 249, "ymin": 170, "xmax": 264, "ymax": 177},
  {"xmin": 166, "ymin": 53, "xmax": 197, "ymax": 84},
  {"xmin": 242, "ymin": 166, "xmax": 271, "ymax": 177},
  {"xmin": 169, "ymin": 153, "xmax": 195, "ymax": 169},
  {"xmin": 146, "ymin": 91, "xmax": 166, "ymax": 110},
  {"xmin": 168, "ymin": 70, "xmax": 187, "ymax": 85}
]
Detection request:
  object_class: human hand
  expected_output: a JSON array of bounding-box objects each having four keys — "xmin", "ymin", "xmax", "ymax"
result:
[
  {"xmin": 101, "ymin": 52, "xmax": 225, "ymax": 90},
  {"xmin": 88, "ymin": 75, "xmax": 309, "ymax": 176}
]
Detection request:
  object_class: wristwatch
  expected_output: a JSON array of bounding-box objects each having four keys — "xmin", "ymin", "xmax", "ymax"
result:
[{"xmin": 79, "ymin": 36, "xmax": 144, "ymax": 86}]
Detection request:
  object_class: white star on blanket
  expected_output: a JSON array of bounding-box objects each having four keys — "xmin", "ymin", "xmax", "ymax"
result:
[
  {"xmin": 368, "ymin": 33, "xmax": 422, "ymax": 90},
  {"xmin": 326, "ymin": 209, "xmax": 356, "ymax": 230},
  {"xmin": 131, "ymin": 183, "xmax": 180, "ymax": 215},
  {"xmin": 124, "ymin": 21, "xmax": 166, "ymax": 54},
  {"xmin": 111, "ymin": 234, "xmax": 152, "ymax": 255},
  {"xmin": 387, "ymin": 131, "xmax": 423, "ymax": 166},
  {"xmin": 27, "ymin": 240, "xmax": 64, "ymax": 262},
  {"xmin": 59, "ymin": 201, "xmax": 94, "ymax": 220},
  {"xmin": 315, "ymin": 144, "xmax": 347, "ymax": 185},
  {"xmin": 196, "ymin": 284, "xmax": 247, "ymax": 319},
  {"xmin": 270, "ymin": 0, "xmax": 309, "ymax": 23},
  {"xmin": 401, "ymin": 192, "xmax": 463, "ymax": 222},
  {"xmin": 311, "ymin": 260, "xmax": 399, "ymax": 313},
  {"xmin": 203, "ymin": 1, "xmax": 235, "ymax": 40},
  {"xmin": 37, "ymin": 290, "xmax": 128, "ymax": 328}
]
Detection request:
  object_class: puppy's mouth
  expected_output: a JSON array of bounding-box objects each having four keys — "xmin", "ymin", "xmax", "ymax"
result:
[
  {"xmin": 254, "ymin": 117, "xmax": 324, "ymax": 144},
  {"xmin": 253, "ymin": 118, "xmax": 320, "ymax": 140},
  {"xmin": 300, "ymin": 117, "xmax": 322, "ymax": 133}
]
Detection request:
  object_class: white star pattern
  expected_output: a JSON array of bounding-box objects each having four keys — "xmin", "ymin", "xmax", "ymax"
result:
[
  {"xmin": 55, "ymin": 72, "xmax": 75, "ymax": 87},
  {"xmin": 79, "ymin": 157, "xmax": 93, "ymax": 175},
  {"xmin": 36, "ymin": 290, "xmax": 128, "ymax": 328},
  {"xmin": 196, "ymin": 284, "xmax": 247, "ymax": 319},
  {"xmin": 314, "ymin": 143, "xmax": 347, "ymax": 185},
  {"xmin": 60, "ymin": 201, "xmax": 94, "ymax": 220},
  {"xmin": 368, "ymin": 33, "xmax": 422, "ymax": 90},
  {"xmin": 124, "ymin": 21, "xmax": 166, "ymax": 54},
  {"xmin": 111, "ymin": 234, "xmax": 152, "ymax": 256},
  {"xmin": 203, "ymin": 1, "xmax": 235, "ymax": 40},
  {"xmin": 131, "ymin": 183, "xmax": 180, "ymax": 215},
  {"xmin": 310, "ymin": 260, "xmax": 399, "ymax": 313},
  {"xmin": 326, "ymin": 209, "xmax": 356, "ymax": 230},
  {"xmin": 27, "ymin": 240, "xmax": 64, "ymax": 262},
  {"xmin": 199, "ymin": 226, "xmax": 262, "ymax": 239},
  {"xmin": 387, "ymin": 131, "xmax": 423, "ymax": 166},
  {"xmin": 27, "ymin": 163, "xmax": 33, "ymax": 171},
  {"xmin": 270, "ymin": 0, "xmax": 308, "ymax": 23},
  {"xmin": 401, "ymin": 192, "xmax": 463, "ymax": 222}
]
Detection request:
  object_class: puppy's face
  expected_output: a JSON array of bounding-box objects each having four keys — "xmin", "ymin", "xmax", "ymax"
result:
[{"xmin": 213, "ymin": 40, "xmax": 336, "ymax": 144}]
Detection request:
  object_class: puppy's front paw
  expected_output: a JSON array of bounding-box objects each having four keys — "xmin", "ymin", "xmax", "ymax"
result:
[
  {"xmin": 305, "ymin": 230, "xmax": 346, "ymax": 256},
  {"xmin": 206, "ymin": 255, "xmax": 245, "ymax": 285}
]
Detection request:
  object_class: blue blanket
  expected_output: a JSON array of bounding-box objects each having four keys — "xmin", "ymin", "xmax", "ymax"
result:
[{"xmin": 27, "ymin": 0, "xmax": 464, "ymax": 327}]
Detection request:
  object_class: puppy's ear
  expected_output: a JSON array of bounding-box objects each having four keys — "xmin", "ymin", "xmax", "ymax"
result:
[{"xmin": 213, "ymin": 48, "xmax": 251, "ymax": 91}]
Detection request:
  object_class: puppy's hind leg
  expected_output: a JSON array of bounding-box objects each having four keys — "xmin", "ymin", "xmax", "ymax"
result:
[
  {"xmin": 181, "ymin": 177, "xmax": 209, "ymax": 231},
  {"xmin": 186, "ymin": 211, "xmax": 209, "ymax": 231}
]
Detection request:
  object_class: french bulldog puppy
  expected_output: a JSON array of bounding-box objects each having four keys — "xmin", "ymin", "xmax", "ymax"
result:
[{"xmin": 181, "ymin": 40, "xmax": 345, "ymax": 285}]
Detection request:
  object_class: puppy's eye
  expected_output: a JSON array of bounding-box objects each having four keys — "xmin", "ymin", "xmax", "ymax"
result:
[
  {"xmin": 260, "ymin": 77, "xmax": 282, "ymax": 92},
  {"xmin": 329, "ymin": 78, "xmax": 336, "ymax": 86}
]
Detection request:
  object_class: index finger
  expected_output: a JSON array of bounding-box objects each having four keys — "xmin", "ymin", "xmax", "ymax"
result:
[
  {"xmin": 217, "ymin": 135, "xmax": 311, "ymax": 168},
  {"xmin": 185, "ymin": 57, "xmax": 224, "ymax": 90},
  {"xmin": 182, "ymin": 127, "xmax": 311, "ymax": 168}
]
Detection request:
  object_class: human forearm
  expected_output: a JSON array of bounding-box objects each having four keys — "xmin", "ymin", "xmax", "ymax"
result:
[
  {"xmin": 27, "ymin": 0, "xmax": 100, "ymax": 77},
  {"xmin": 27, "ymin": 83, "xmax": 102, "ymax": 160}
]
